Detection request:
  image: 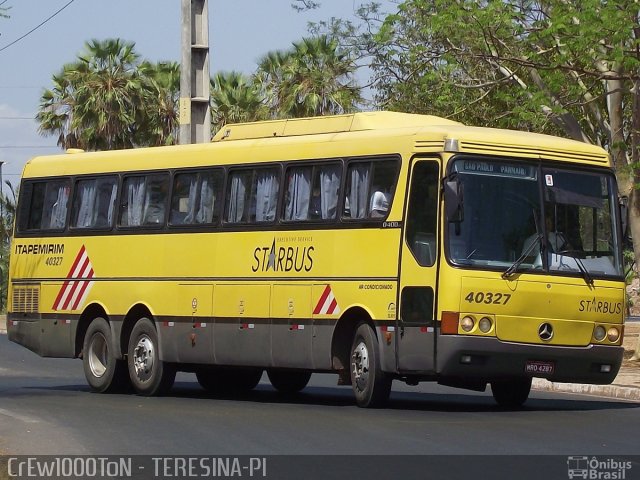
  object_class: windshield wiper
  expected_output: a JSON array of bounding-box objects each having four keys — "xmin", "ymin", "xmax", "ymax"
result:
[
  {"xmin": 555, "ymin": 250, "xmax": 594, "ymax": 287},
  {"xmin": 502, "ymin": 233, "xmax": 543, "ymax": 280}
]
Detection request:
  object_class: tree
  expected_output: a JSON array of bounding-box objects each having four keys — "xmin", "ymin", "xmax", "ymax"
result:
[
  {"xmin": 37, "ymin": 39, "xmax": 179, "ymax": 150},
  {"xmin": 0, "ymin": 181, "xmax": 17, "ymax": 313},
  {"xmin": 320, "ymin": 0, "xmax": 640, "ymax": 356},
  {"xmin": 210, "ymin": 71, "xmax": 268, "ymax": 134},
  {"xmin": 137, "ymin": 61, "xmax": 181, "ymax": 146},
  {"xmin": 255, "ymin": 35, "xmax": 362, "ymax": 118}
]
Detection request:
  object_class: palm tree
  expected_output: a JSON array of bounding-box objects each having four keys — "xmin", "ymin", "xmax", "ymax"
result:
[
  {"xmin": 37, "ymin": 39, "xmax": 149, "ymax": 150},
  {"xmin": 37, "ymin": 67, "xmax": 80, "ymax": 149},
  {"xmin": 254, "ymin": 51, "xmax": 293, "ymax": 116},
  {"xmin": 71, "ymin": 38, "xmax": 143, "ymax": 150},
  {"xmin": 255, "ymin": 35, "xmax": 362, "ymax": 118},
  {"xmin": 138, "ymin": 61, "xmax": 180, "ymax": 146},
  {"xmin": 210, "ymin": 71, "xmax": 268, "ymax": 133}
]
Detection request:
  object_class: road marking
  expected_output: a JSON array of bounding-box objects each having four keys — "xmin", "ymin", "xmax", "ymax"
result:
[{"xmin": 0, "ymin": 407, "xmax": 40, "ymax": 424}]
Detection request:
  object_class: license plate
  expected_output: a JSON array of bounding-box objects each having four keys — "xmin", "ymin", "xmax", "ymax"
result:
[{"xmin": 525, "ymin": 360, "xmax": 555, "ymax": 376}]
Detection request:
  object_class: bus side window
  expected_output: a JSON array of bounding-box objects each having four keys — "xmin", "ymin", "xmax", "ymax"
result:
[
  {"xmin": 406, "ymin": 161, "xmax": 439, "ymax": 266},
  {"xmin": 225, "ymin": 170, "xmax": 252, "ymax": 224},
  {"xmin": 170, "ymin": 169, "xmax": 223, "ymax": 226},
  {"xmin": 343, "ymin": 158, "xmax": 398, "ymax": 220},
  {"xmin": 142, "ymin": 174, "xmax": 169, "ymax": 226},
  {"xmin": 120, "ymin": 176, "xmax": 144, "ymax": 227},
  {"xmin": 170, "ymin": 173, "xmax": 197, "ymax": 225},
  {"xmin": 119, "ymin": 174, "xmax": 168, "ymax": 227},
  {"xmin": 315, "ymin": 163, "xmax": 341, "ymax": 220},
  {"xmin": 283, "ymin": 163, "xmax": 341, "ymax": 222},
  {"xmin": 71, "ymin": 176, "xmax": 117, "ymax": 229},
  {"xmin": 226, "ymin": 167, "xmax": 280, "ymax": 224},
  {"xmin": 19, "ymin": 179, "xmax": 71, "ymax": 232},
  {"xmin": 252, "ymin": 168, "xmax": 280, "ymax": 223},
  {"xmin": 284, "ymin": 166, "xmax": 312, "ymax": 221}
]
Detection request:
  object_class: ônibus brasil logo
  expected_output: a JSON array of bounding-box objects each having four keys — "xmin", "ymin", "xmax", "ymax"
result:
[
  {"xmin": 567, "ymin": 456, "xmax": 632, "ymax": 479},
  {"xmin": 52, "ymin": 245, "xmax": 95, "ymax": 311}
]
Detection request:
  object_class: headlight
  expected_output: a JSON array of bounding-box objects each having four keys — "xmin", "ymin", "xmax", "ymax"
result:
[
  {"xmin": 607, "ymin": 327, "xmax": 620, "ymax": 343},
  {"xmin": 478, "ymin": 317, "xmax": 493, "ymax": 333},
  {"xmin": 460, "ymin": 316, "xmax": 475, "ymax": 332},
  {"xmin": 594, "ymin": 325, "xmax": 606, "ymax": 342}
]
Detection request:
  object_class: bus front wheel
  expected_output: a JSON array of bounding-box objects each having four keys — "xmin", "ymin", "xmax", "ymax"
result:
[
  {"xmin": 490, "ymin": 378, "xmax": 532, "ymax": 408},
  {"xmin": 82, "ymin": 317, "xmax": 129, "ymax": 393},
  {"xmin": 350, "ymin": 322, "xmax": 391, "ymax": 408},
  {"xmin": 127, "ymin": 318, "xmax": 176, "ymax": 396}
]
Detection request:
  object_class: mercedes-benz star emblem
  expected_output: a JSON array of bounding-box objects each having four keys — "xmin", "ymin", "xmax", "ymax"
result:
[{"xmin": 538, "ymin": 323, "xmax": 554, "ymax": 341}]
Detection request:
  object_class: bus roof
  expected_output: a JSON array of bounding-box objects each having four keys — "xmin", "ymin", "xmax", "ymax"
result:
[
  {"xmin": 211, "ymin": 111, "xmax": 463, "ymax": 141},
  {"xmin": 22, "ymin": 111, "xmax": 610, "ymax": 178}
]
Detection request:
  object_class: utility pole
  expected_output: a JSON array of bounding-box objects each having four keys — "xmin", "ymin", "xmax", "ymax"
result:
[{"xmin": 180, "ymin": 0, "xmax": 211, "ymax": 144}]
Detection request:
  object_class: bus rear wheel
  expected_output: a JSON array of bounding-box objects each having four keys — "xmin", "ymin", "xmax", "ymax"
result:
[
  {"xmin": 350, "ymin": 322, "xmax": 392, "ymax": 408},
  {"xmin": 127, "ymin": 318, "xmax": 176, "ymax": 396},
  {"xmin": 82, "ymin": 317, "xmax": 129, "ymax": 393},
  {"xmin": 490, "ymin": 378, "xmax": 532, "ymax": 408},
  {"xmin": 267, "ymin": 370, "xmax": 311, "ymax": 394},
  {"xmin": 196, "ymin": 367, "xmax": 262, "ymax": 393}
]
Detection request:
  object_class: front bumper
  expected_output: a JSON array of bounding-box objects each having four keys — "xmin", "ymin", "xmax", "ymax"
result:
[{"xmin": 437, "ymin": 335, "xmax": 623, "ymax": 384}]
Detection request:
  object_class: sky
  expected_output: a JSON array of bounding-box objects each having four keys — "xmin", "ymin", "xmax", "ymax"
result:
[{"xmin": 0, "ymin": 0, "xmax": 394, "ymax": 196}]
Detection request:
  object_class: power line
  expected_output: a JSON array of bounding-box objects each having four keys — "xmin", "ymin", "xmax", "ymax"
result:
[
  {"xmin": 0, "ymin": 146, "xmax": 58, "ymax": 149},
  {"xmin": 0, "ymin": 0, "xmax": 76, "ymax": 53},
  {"xmin": 0, "ymin": 117, "xmax": 34, "ymax": 120}
]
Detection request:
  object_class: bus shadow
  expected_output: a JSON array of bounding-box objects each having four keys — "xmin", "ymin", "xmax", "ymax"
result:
[
  {"xmin": 165, "ymin": 382, "xmax": 640, "ymax": 413},
  {"xmin": 16, "ymin": 381, "xmax": 640, "ymax": 413}
]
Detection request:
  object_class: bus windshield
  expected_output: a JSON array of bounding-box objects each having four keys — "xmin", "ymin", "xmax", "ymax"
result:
[{"xmin": 447, "ymin": 157, "xmax": 622, "ymax": 279}]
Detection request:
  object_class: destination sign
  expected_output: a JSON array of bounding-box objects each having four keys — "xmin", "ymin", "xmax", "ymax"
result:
[{"xmin": 453, "ymin": 160, "xmax": 537, "ymax": 180}]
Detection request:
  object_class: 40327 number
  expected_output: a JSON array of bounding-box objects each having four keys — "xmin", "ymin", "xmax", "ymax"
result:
[{"xmin": 464, "ymin": 291, "xmax": 512, "ymax": 305}]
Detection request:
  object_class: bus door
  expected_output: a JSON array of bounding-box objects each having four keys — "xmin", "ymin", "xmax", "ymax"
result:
[{"xmin": 397, "ymin": 159, "xmax": 440, "ymax": 373}]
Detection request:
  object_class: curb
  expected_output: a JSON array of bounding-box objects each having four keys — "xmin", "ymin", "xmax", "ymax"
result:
[{"xmin": 532, "ymin": 378, "xmax": 640, "ymax": 401}]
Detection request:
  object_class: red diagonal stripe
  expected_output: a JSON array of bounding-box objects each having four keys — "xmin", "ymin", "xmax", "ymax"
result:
[
  {"xmin": 313, "ymin": 285, "xmax": 331, "ymax": 314},
  {"xmin": 326, "ymin": 297, "xmax": 338, "ymax": 314},
  {"xmin": 53, "ymin": 246, "xmax": 87, "ymax": 310},
  {"xmin": 66, "ymin": 245, "xmax": 86, "ymax": 278},
  {"xmin": 61, "ymin": 256, "xmax": 91, "ymax": 310},
  {"xmin": 52, "ymin": 280, "xmax": 71, "ymax": 310},
  {"xmin": 71, "ymin": 269, "xmax": 94, "ymax": 310}
]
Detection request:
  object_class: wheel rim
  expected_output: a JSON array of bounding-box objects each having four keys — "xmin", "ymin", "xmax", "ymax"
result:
[
  {"xmin": 352, "ymin": 340, "xmax": 370, "ymax": 392},
  {"xmin": 88, "ymin": 332, "xmax": 108, "ymax": 378},
  {"xmin": 132, "ymin": 335, "xmax": 155, "ymax": 382}
]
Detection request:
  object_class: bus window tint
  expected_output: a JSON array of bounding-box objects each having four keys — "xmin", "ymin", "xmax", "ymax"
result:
[
  {"xmin": 170, "ymin": 170, "xmax": 222, "ymax": 225},
  {"xmin": 343, "ymin": 159, "xmax": 397, "ymax": 220},
  {"xmin": 71, "ymin": 176, "xmax": 118, "ymax": 229},
  {"xmin": 226, "ymin": 167, "xmax": 280, "ymax": 224},
  {"xmin": 313, "ymin": 164, "xmax": 341, "ymax": 220},
  {"xmin": 21, "ymin": 179, "xmax": 71, "ymax": 231},
  {"xmin": 119, "ymin": 174, "xmax": 169, "ymax": 227},
  {"xmin": 254, "ymin": 168, "xmax": 280, "ymax": 222},
  {"xmin": 284, "ymin": 166, "xmax": 312, "ymax": 221},
  {"xmin": 406, "ymin": 162, "xmax": 439, "ymax": 266},
  {"xmin": 284, "ymin": 163, "xmax": 341, "ymax": 222},
  {"xmin": 226, "ymin": 170, "xmax": 252, "ymax": 223}
]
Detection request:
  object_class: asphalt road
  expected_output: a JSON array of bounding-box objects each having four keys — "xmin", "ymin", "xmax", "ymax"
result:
[{"xmin": 1, "ymin": 334, "xmax": 640, "ymax": 457}]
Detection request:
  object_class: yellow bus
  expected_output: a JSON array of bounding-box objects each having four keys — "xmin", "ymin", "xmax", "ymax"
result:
[{"xmin": 7, "ymin": 111, "xmax": 626, "ymax": 408}]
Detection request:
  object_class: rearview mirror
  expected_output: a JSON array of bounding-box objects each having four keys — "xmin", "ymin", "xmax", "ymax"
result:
[
  {"xmin": 444, "ymin": 177, "xmax": 464, "ymax": 223},
  {"xmin": 619, "ymin": 196, "xmax": 630, "ymax": 244}
]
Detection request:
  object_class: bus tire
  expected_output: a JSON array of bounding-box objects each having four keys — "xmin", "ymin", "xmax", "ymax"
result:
[
  {"xmin": 196, "ymin": 367, "xmax": 262, "ymax": 393},
  {"xmin": 267, "ymin": 370, "xmax": 311, "ymax": 394},
  {"xmin": 490, "ymin": 378, "xmax": 532, "ymax": 408},
  {"xmin": 127, "ymin": 317, "xmax": 176, "ymax": 396},
  {"xmin": 82, "ymin": 317, "xmax": 129, "ymax": 393},
  {"xmin": 350, "ymin": 322, "xmax": 392, "ymax": 408}
]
